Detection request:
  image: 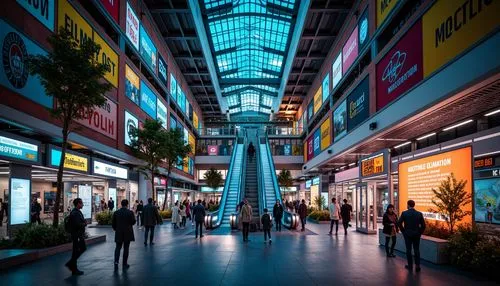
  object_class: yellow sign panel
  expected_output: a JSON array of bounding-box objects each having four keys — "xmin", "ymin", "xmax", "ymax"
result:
[
  {"xmin": 320, "ymin": 118, "xmax": 331, "ymax": 151},
  {"xmin": 58, "ymin": 0, "xmax": 119, "ymax": 87},
  {"xmin": 313, "ymin": 87, "xmax": 322, "ymax": 114},
  {"xmin": 303, "ymin": 142, "xmax": 307, "ymax": 162},
  {"xmin": 188, "ymin": 133, "xmax": 195, "ymax": 155},
  {"xmin": 193, "ymin": 112, "xmax": 199, "ymax": 129},
  {"xmin": 125, "ymin": 65, "xmax": 139, "ymax": 88},
  {"xmin": 423, "ymin": 0, "xmax": 500, "ymax": 77},
  {"xmin": 361, "ymin": 154, "xmax": 384, "ymax": 178},
  {"xmin": 377, "ymin": 0, "xmax": 399, "ymax": 27},
  {"xmin": 63, "ymin": 153, "xmax": 88, "ymax": 172},
  {"xmin": 183, "ymin": 157, "xmax": 189, "ymax": 173}
]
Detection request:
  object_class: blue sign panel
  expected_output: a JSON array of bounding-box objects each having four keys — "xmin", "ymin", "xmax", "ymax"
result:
[
  {"xmin": 313, "ymin": 129, "xmax": 321, "ymax": 156},
  {"xmin": 17, "ymin": 0, "xmax": 55, "ymax": 31},
  {"xmin": 158, "ymin": 54, "xmax": 167, "ymax": 85},
  {"xmin": 305, "ymin": 180, "xmax": 312, "ymax": 189},
  {"xmin": 0, "ymin": 134, "xmax": 39, "ymax": 163},
  {"xmin": 170, "ymin": 115, "xmax": 177, "ymax": 130},
  {"xmin": 322, "ymin": 74, "xmax": 330, "ymax": 103},
  {"xmin": 139, "ymin": 25, "xmax": 157, "ymax": 73},
  {"xmin": 358, "ymin": 8, "xmax": 369, "ymax": 52},
  {"xmin": 307, "ymin": 101, "xmax": 314, "ymax": 122},
  {"xmin": 312, "ymin": 177, "xmax": 320, "ymax": 185},
  {"xmin": 333, "ymin": 100, "xmax": 347, "ymax": 141},
  {"xmin": 0, "ymin": 19, "xmax": 52, "ymax": 108},
  {"xmin": 284, "ymin": 144, "xmax": 291, "ymax": 156},
  {"xmin": 347, "ymin": 76, "xmax": 370, "ymax": 131},
  {"xmin": 170, "ymin": 74, "xmax": 177, "ymax": 102},
  {"xmin": 188, "ymin": 158, "xmax": 193, "ymax": 175},
  {"xmin": 140, "ymin": 81, "xmax": 157, "ymax": 118}
]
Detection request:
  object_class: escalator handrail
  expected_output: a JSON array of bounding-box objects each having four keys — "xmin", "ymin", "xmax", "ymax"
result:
[
  {"xmin": 256, "ymin": 135, "xmax": 265, "ymax": 218},
  {"xmin": 236, "ymin": 137, "xmax": 248, "ymax": 214}
]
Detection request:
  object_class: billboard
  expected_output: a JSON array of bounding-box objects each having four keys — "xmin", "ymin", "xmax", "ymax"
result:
[
  {"xmin": 49, "ymin": 147, "xmax": 89, "ymax": 172},
  {"xmin": 474, "ymin": 178, "xmax": 500, "ymax": 225},
  {"xmin": 75, "ymin": 97, "xmax": 117, "ymax": 139},
  {"xmin": 347, "ymin": 77, "xmax": 369, "ymax": 131},
  {"xmin": 157, "ymin": 98, "xmax": 167, "ymax": 129},
  {"xmin": 398, "ymin": 147, "xmax": 472, "ymax": 224},
  {"xmin": 193, "ymin": 112, "xmax": 199, "ymax": 131},
  {"xmin": 332, "ymin": 53, "xmax": 342, "ymax": 90},
  {"xmin": 307, "ymin": 135, "xmax": 314, "ymax": 161},
  {"xmin": 100, "ymin": 0, "xmax": 119, "ymax": 23},
  {"xmin": 307, "ymin": 101, "xmax": 314, "ymax": 121},
  {"xmin": 313, "ymin": 87, "xmax": 322, "ymax": 114},
  {"xmin": 342, "ymin": 26, "xmax": 358, "ymax": 74},
  {"xmin": 423, "ymin": 0, "xmax": 500, "ymax": 77},
  {"xmin": 10, "ymin": 178, "xmax": 31, "ymax": 225},
  {"xmin": 358, "ymin": 8, "xmax": 369, "ymax": 51},
  {"xmin": 158, "ymin": 54, "xmax": 168, "ymax": 86},
  {"xmin": 140, "ymin": 81, "xmax": 157, "ymax": 118},
  {"xmin": 376, "ymin": 21, "xmax": 423, "ymax": 110},
  {"xmin": 126, "ymin": 2, "xmax": 139, "ymax": 50},
  {"xmin": 78, "ymin": 185, "xmax": 92, "ymax": 219},
  {"xmin": 139, "ymin": 25, "xmax": 157, "ymax": 73},
  {"xmin": 178, "ymin": 88, "xmax": 186, "ymax": 113},
  {"xmin": 58, "ymin": 0, "xmax": 118, "ymax": 87},
  {"xmin": 170, "ymin": 74, "xmax": 177, "ymax": 102},
  {"xmin": 360, "ymin": 151, "xmax": 387, "ymax": 179},
  {"xmin": 322, "ymin": 74, "xmax": 330, "ymax": 103},
  {"xmin": 377, "ymin": 0, "xmax": 399, "ymax": 27},
  {"xmin": 0, "ymin": 19, "xmax": 53, "ymax": 108},
  {"xmin": 320, "ymin": 118, "xmax": 331, "ymax": 151},
  {"xmin": 313, "ymin": 129, "xmax": 321, "ymax": 156},
  {"xmin": 124, "ymin": 111, "xmax": 138, "ymax": 146},
  {"xmin": 208, "ymin": 145, "xmax": 218, "ymax": 156},
  {"xmin": 333, "ymin": 100, "xmax": 347, "ymax": 141},
  {"xmin": 125, "ymin": 64, "xmax": 140, "ymax": 104},
  {"xmin": 0, "ymin": 134, "xmax": 39, "ymax": 163},
  {"xmin": 17, "ymin": 0, "xmax": 55, "ymax": 31}
]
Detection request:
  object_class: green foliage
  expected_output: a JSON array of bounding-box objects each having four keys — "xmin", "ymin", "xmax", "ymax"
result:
[
  {"xmin": 314, "ymin": 195, "xmax": 326, "ymax": 210},
  {"xmin": 308, "ymin": 210, "xmax": 330, "ymax": 221},
  {"xmin": 423, "ymin": 221, "xmax": 451, "ymax": 240},
  {"xmin": 27, "ymin": 28, "xmax": 112, "ymax": 226},
  {"xmin": 209, "ymin": 204, "xmax": 220, "ymax": 212},
  {"xmin": 204, "ymin": 168, "xmax": 223, "ymax": 191},
  {"xmin": 4, "ymin": 223, "xmax": 88, "ymax": 249},
  {"xmin": 277, "ymin": 169, "xmax": 293, "ymax": 189},
  {"xmin": 96, "ymin": 211, "xmax": 114, "ymax": 225},
  {"xmin": 430, "ymin": 173, "xmax": 471, "ymax": 233},
  {"xmin": 159, "ymin": 209, "xmax": 172, "ymax": 219}
]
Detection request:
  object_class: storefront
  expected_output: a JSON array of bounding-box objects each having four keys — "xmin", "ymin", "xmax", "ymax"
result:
[
  {"xmin": 473, "ymin": 155, "xmax": 500, "ymax": 225},
  {"xmin": 330, "ymin": 167, "xmax": 358, "ymax": 216}
]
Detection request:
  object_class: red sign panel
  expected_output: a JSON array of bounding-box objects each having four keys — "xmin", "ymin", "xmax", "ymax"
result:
[
  {"xmin": 307, "ymin": 136, "xmax": 314, "ymax": 161},
  {"xmin": 208, "ymin": 145, "xmax": 218, "ymax": 156},
  {"xmin": 75, "ymin": 97, "xmax": 117, "ymax": 139},
  {"xmin": 376, "ymin": 21, "xmax": 423, "ymax": 110},
  {"xmin": 100, "ymin": 0, "xmax": 120, "ymax": 23}
]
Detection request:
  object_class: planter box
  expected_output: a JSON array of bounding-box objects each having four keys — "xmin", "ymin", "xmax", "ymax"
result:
[
  {"xmin": 0, "ymin": 235, "xmax": 106, "ymax": 270},
  {"xmin": 307, "ymin": 218, "xmax": 330, "ymax": 224},
  {"xmin": 378, "ymin": 229, "xmax": 448, "ymax": 264},
  {"xmin": 88, "ymin": 224, "xmax": 112, "ymax": 228}
]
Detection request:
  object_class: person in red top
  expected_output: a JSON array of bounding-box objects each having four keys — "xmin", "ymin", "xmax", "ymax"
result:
[{"xmin": 298, "ymin": 199, "xmax": 308, "ymax": 232}]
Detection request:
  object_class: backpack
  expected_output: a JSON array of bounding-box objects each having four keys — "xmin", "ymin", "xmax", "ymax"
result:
[{"xmin": 64, "ymin": 214, "xmax": 72, "ymax": 233}]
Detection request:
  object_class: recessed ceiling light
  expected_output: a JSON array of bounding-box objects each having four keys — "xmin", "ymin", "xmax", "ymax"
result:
[
  {"xmin": 394, "ymin": 141, "xmax": 411, "ymax": 149},
  {"xmin": 442, "ymin": 119, "xmax": 473, "ymax": 131},
  {"xmin": 485, "ymin": 109, "xmax": 500, "ymax": 116},
  {"xmin": 416, "ymin": 133, "xmax": 436, "ymax": 141}
]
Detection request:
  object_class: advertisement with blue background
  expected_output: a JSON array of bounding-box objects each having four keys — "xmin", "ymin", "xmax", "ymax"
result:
[
  {"xmin": 333, "ymin": 100, "xmax": 347, "ymax": 141},
  {"xmin": 157, "ymin": 98, "xmax": 167, "ymax": 129},
  {"xmin": 358, "ymin": 8, "xmax": 369, "ymax": 52},
  {"xmin": 140, "ymin": 81, "xmax": 157, "ymax": 118},
  {"xmin": 307, "ymin": 101, "xmax": 314, "ymax": 122},
  {"xmin": 322, "ymin": 74, "xmax": 330, "ymax": 103},
  {"xmin": 313, "ymin": 129, "xmax": 321, "ymax": 156},
  {"xmin": 170, "ymin": 115, "xmax": 177, "ymax": 130},
  {"xmin": 170, "ymin": 74, "xmax": 177, "ymax": 102},
  {"xmin": 0, "ymin": 134, "xmax": 39, "ymax": 163},
  {"xmin": 16, "ymin": 0, "xmax": 55, "ymax": 31},
  {"xmin": 139, "ymin": 25, "xmax": 157, "ymax": 73},
  {"xmin": 158, "ymin": 54, "xmax": 167, "ymax": 85},
  {"xmin": 347, "ymin": 76, "xmax": 370, "ymax": 131},
  {"xmin": 0, "ymin": 20, "xmax": 52, "ymax": 108},
  {"xmin": 284, "ymin": 144, "xmax": 291, "ymax": 156}
]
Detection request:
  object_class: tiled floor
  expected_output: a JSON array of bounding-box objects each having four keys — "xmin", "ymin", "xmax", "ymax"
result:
[{"xmin": 0, "ymin": 222, "xmax": 495, "ymax": 286}]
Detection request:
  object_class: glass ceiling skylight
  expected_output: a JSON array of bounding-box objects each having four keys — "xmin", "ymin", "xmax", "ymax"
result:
[{"xmin": 203, "ymin": 0, "xmax": 297, "ymax": 115}]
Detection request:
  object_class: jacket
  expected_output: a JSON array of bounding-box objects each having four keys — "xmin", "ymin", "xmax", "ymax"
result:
[
  {"xmin": 136, "ymin": 204, "xmax": 143, "ymax": 213},
  {"xmin": 192, "ymin": 204, "xmax": 206, "ymax": 222},
  {"xmin": 143, "ymin": 203, "xmax": 162, "ymax": 226},
  {"xmin": 261, "ymin": 213, "xmax": 272, "ymax": 230},
  {"xmin": 112, "ymin": 207, "xmax": 136, "ymax": 243},
  {"xmin": 171, "ymin": 206, "xmax": 180, "ymax": 223},
  {"xmin": 340, "ymin": 204, "xmax": 352, "ymax": 222},
  {"xmin": 329, "ymin": 203, "xmax": 340, "ymax": 220},
  {"xmin": 273, "ymin": 204, "xmax": 284, "ymax": 219},
  {"xmin": 69, "ymin": 208, "xmax": 86, "ymax": 238},
  {"xmin": 397, "ymin": 208, "xmax": 426, "ymax": 237},
  {"xmin": 298, "ymin": 203, "xmax": 307, "ymax": 219},
  {"xmin": 108, "ymin": 200, "xmax": 115, "ymax": 210},
  {"xmin": 240, "ymin": 204, "xmax": 253, "ymax": 223},
  {"xmin": 382, "ymin": 212, "xmax": 399, "ymax": 236}
]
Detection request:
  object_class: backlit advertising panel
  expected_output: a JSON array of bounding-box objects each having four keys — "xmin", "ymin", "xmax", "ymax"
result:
[
  {"xmin": 320, "ymin": 118, "xmax": 331, "ymax": 151},
  {"xmin": 193, "ymin": 112, "xmax": 199, "ymax": 131},
  {"xmin": 75, "ymin": 97, "xmax": 117, "ymax": 140},
  {"xmin": 474, "ymin": 178, "xmax": 500, "ymax": 225},
  {"xmin": 140, "ymin": 81, "xmax": 157, "ymax": 118},
  {"xmin": 157, "ymin": 98, "xmax": 167, "ymax": 129},
  {"xmin": 208, "ymin": 145, "xmax": 218, "ymax": 156},
  {"xmin": 0, "ymin": 19, "xmax": 52, "ymax": 108},
  {"xmin": 124, "ymin": 111, "xmax": 138, "ymax": 146},
  {"xmin": 139, "ymin": 25, "xmax": 157, "ymax": 73},
  {"xmin": 0, "ymin": 134, "xmax": 39, "ymax": 163},
  {"xmin": 322, "ymin": 74, "xmax": 330, "ymax": 103},
  {"xmin": 307, "ymin": 101, "xmax": 314, "ymax": 121},
  {"xmin": 358, "ymin": 8, "xmax": 369, "ymax": 51},
  {"xmin": 422, "ymin": 0, "xmax": 500, "ymax": 77},
  {"xmin": 49, "ymin": 146, "xmax": 89, "ymax": 173},
  {"xmin": 313, "ymin": 87, "xmax": 322, "ymax": 114},
  {"xmin": 100, "ymin": 0, "xmax": 119, "ymax": 23},
  {"xmin": 398, "ymin": 147, "xmax": 472, "ymax": 224},
  {"xmin": 333, "ymin": 100, "xmax": 347, "ymax": 141},
  {"xmin": 126, "ymin": 2, "xmax": 139, "ymax": 50},
  {"xmin": 332, "ymin": 53, "xmax": 342, "ymax": 90},
  {"xmin": 158, "ymin": 54, "xmax": 168, "ymax": 86},
  {"xmin": 16, "ymin": 0, "xmax": 55, "ymax": 31},
  {"xmin": 178, "ymin": 88, "xmax": 186, "ymax": 113},
  {"xmin": 170, "ymin": 74, "xmax": 177, "ymax": 102},
  {"xmin": 125, "ymin": 64, "xmax": 140, "ymax": 104},
  {"xmin": 313, "ymin": 129, "xmax": 321, "ymax": 157},
  {"xmin": 360, "ymin": 151, "xmax": 387, "ymax": 179},
  {"xmin": 377, "ymin": 0, "xmax": 399, "ymax": 27},
  {"xmin": 347, "ymin": 77, "xmax": 369, "ymax": 131},
  {"xmin": 170, "ymin": 115, "xmax": 177, "ymax": 130},
  {"xmin": 93, "ymin": 159, "xmax": 128, "ymax": 179},
  {"xmin": 10, "ymin": 178, "xmax": 30, "ymax": 225},
  {"xmin": 78, "ymin": 185, "xmax": 92, "ymax": 219},
  {"xmin": 307, "ymin": 136, "xmax": 314, "ymax": 161},
  {"xmin": 342, "ymin": 26, "xmax": 358, "ymax": 74},
  {"xmin": 376, "ymin": 21, "xmax": 423, "ymax": 111}
]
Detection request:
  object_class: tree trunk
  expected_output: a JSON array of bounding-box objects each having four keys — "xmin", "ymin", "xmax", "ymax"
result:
[
  {"xmin": 161, "ymin": 168, "xmax": 171, "ymax": 211},
  {"xmin": 151, "ymin": 168, "xmax": 156, "ymax": 203},
  {"xmin": 53, "ymin": 123, "xmax": 69, "ymax": 227}
]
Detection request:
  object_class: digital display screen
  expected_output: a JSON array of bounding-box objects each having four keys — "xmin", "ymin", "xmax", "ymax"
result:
[{"xmin": 10, "ymin": 178, "xmax": 31, "ymax": 225}]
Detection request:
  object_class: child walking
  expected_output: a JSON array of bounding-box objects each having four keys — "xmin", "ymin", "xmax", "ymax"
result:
[{"xmin": 261, "ymin": 208, "xmax": 272, "ymax": 244}]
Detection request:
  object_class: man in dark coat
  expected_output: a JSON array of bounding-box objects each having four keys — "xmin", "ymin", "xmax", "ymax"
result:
[
  {"xmin": 298, "ymin": 199, "xmax": 307, "ymax": 232},
  {"xmin": 108, "ymin": 197, "xmax": 115, "ymax": 211},
  {"xmin": 340, "ymin": 199, "xmax": 353, "ymax": 235},
  {"xmin": 65, "ymin": 198, "xmax": 87, "ymax": 275},
  {"xmin": 30, "ymin": 198, "xmax": 42, "ymax": 224},
  {"xmin": 112, "ymin": 199, "xmax": 136, "ymax": 268},
  {"xmin": 398, "ymin": 200, "xmax": 426, "ymax": 272},
  {"xmin": 273, "ymin": 200, "xmax": 284, "ymax": 232},
  {"xmin": 143, "ymin": 198, "xmax": 162, "ymax": 246},
  {"xmin": 192, "ymin": 199, "xmax": 206, "ymax": 238}
]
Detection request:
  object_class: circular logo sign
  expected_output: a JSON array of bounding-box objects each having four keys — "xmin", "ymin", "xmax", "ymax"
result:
[
  {"xmin": 126, "ymin": 118, "xmax": 137, "ymax": 140},
  {"xmin": 2, "ymin": 32, "xmax": 28, "ymax": 89},
  {"xmin": 359, "ymin": 17, "xmax": 368, "ymax": 45}
]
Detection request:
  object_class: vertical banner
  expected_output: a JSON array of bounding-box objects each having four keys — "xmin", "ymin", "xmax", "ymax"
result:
[
  {"xmin": 333, "ymin": 100, "xmax": 347, "ymax": 141},
  {"xmin": 307, "ymin": 136, "xmax": 314, "ymax": 161},
  {"xmin": 347, "ymin": 77, "xmax": 370, "ymax": 131},
  {"xmin": 307, "ymin": 101, "xmax": 314, "ymax": 121},
  {"xmin": 10, "ymin": 177, "xmax": 31, "ymax": 225},
  {"xmin": 322, "ymin": 74, "xmax": 330, "ymax": 103},
  {"xmin": 157, "ymin": 98, "xmax": 167, "ymax": 129},
  {"xmin": 125, "ymin": 65, "xmax": 140, "ymax": 104},
  {"xmin": 313, "ymin": 87, "xmax": 322, "ymax": 114},
  {"xmin": 100, "ymin": 0, "xmax": 120, "ymax": 23},
  {"xmin": 320, "ymin": 118, "xmax": 331, "ymax": 151},
  {"xmin": 193, "ymin": 112, "xmax": 199, "ymax": 131},
  {"xmin": 303, "ymin": 142, "xmax": 308, "ymax": 162},
  {"xmin": 126, "ymin": 2, "xmax": 139, "ymax": 50},
  {"xmin": 342, "ymin": 26, "xmax": 358, "ymax": 74},
  {"xmin": 332, "ymin": 53, "xmax": 342, "ymax": 90},
  {"xmin": 140, "ymin": 81, "xmax": 157, "ymax": 118},
  {"xmin": 16, "ymin": 0, "xmax": 55, "ymax": 31},
  {"xmin": 124, "ymin": 111, "xmax": 138, "ymax": 146},
  {"xmin": 313, "ymin": 129, "xmax": 321, "ymax": 156},
  {"xmin": 358, "ymin": 8, "xmax": 369, "ymax": 51},
  {"xmin": 139, "ymin": 25, "xmax": 157, "ymax": 73},
  {"xmin": 158, "ymin": 55, "xmax": 168, "ymax": 86},
  {"xmin": 376, "ymin": 21, "xmax": 423, "ymax": 110},
  {"xmin": 170, "ymin": 74, "xmax": 177, "ymax": 102},
  {"xmin": 78, "ymin": 185, "xmax": 92, "ymax": 219}
]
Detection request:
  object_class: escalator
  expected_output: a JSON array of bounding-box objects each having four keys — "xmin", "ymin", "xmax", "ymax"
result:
[{"xmin": 205, "ymin": 142, "xmax": 245, "ymax": 229}]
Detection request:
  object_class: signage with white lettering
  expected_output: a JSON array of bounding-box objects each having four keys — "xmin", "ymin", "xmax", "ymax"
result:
[
  {"xmin": 75, "ymin": 97, "xmax": 117, "ymax": 139},
  {"xmin": 93, "ymin": 159, "xmax": 128, "ymax": 179},
  {"xmin": 347, "ymin": 76, "xmax": 370, "ymax": 131},
  {"xmin": 10, "ymin": 178, "xmax": 31, "ymax": 225},
  {"xmin": 124, "ymin": 111, "xmax": 138, "ymax": 146},
  {"xmin": 78, "ymin": 185, "xmax": 92, "ymax": 219},
  {"xmin": 0, "ymin": 134, "xmax": 39, "ymax": 163},
  {"xmin": 158, "ymin": 55, "xmax": 167, "ymax": 85},
  {"xmin": 126, "ymin": 2, "xmax": 139, "ymax": 50},
  {"xmin": 332, "ymin": 53, "xmax": 342, "ymax": 90},
  {"xmin": 157, "ymin": 98, "xmax": 167, "ymax": 129},
  {"xmin": 17, "ymin": 0, "xmax": 55, "ymax": 31}
]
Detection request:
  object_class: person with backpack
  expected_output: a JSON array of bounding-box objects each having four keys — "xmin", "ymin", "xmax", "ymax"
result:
[
  {"xmin": 65, "ymin": 198, "xmax": 87, "ymax": 275},
  {"xmin": 112, "ymin": 199, "xmax": 136, "ymax": 269},
  {"xmin": 261, "ymin": 208, "xmax": 272, "ymax": 244}
]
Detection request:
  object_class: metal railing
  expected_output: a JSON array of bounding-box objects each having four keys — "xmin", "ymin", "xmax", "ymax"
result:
[{"xmin": 231, "ymin": 136, "xmax": 247, "ymax": 229}]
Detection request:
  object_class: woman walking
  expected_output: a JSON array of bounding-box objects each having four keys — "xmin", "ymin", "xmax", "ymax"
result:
[
  {"xmin": 383, "ymin": 204, "xmax": 399, "ymax": 257},
  {"xmin": 171, "ymin": 202, "xmax": 180, "ymax": 229},
  {"xmin": 179, "ymin": 205, "xmax": 187, "ymax": 229}
]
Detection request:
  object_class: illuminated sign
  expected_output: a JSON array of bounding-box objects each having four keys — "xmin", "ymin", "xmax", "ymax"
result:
[
  {"xmin": 474, "ymin": 157, "xmax": 495, "ymax": 169},
  {"xmin": 170, "ymin": 74, "xmax": 177, "ymax": 102},
  {"xmin": 0, "ymin": 134, "xmax": 39, "ymax": 163},
  {"xmin": 320, "ymin": 117, "xmax": 331, "ymax": 151},
  {"xmin": 313, "ymin": 87, "xmax": 322, "ymax": 114},
  {"xmin": 208, "ymin": 145, "xmax": 218, "ymax": 156},
  {"xmin": 75, "ymin": 97, "xmax": 117, "ymax": 139},
  {"xmin": 49, "ymin": 146, "xmax": 88, "ymax": 172},
  {"xmin": 342, "ymin": 26, "xmax": 358, "ymax": 74},
  {"xmin": 312, "ymin": 177, "xmax": 320, "ymax": 185},
  {"xmin": 140, "ymin": 80, "xmax": 157, "ymax": 118},
  {"xmin": 332, "ymin": 53, "xmax": 342, "ymax": 90},
  {"xmin": 322, "ymin": 74, "xmax": 330, "ymax": 103},
  {"xmin": 358, "ymin": 8, "xmax": 369, "ymax": 51},
  {"xmin": 193, "ymin": 112, "xmax": 199, "ymax": 131},
  {"xmin": 305, "ymin": 180, "xmax": 312, "ymax": 189},
  {"xmin": 347, "ymin": 77, "xmax": 369, "ymax": 131},
  {"xmin": 139, "ymin": 25, "xmax": 157, "ymax": 73},
  {"xmin": 360, "ymin": 152, "xmax": 386, "ymax": 179},
  {"xmin": 377, "ymin": 0, "xmax": 399, "ymax": 27},
  {"xmin": 78, "ymin": 185, "xmax": 92, "ymax": 219},
  {"xmin": 333, "ymin": 100, "xmax": 347, "ymax": 141},
  {"xmin": 125, "ymin": 64, "xmax": 140, "ymax": 104},
  {"xmin": 10, "ymin": 178, "xmax": 31, "ymax": 225},
  {"xmin": 17, "ymin": 0, "xmax": 55, "ymax": 31},
  {"xmin": 126, "ymin": 2, "xmax": 139, "ymax": 50},
  {"xmin": 124, "ymin": 111, "xmax": 138, "ymax": 146},
  {"xmin": 157, "ymin": 98, "xmax": 167, "ymax": 129},
  {"xmin": 158, "ymin": 55, "xmax": 168, "ymax": 85},
  {"xmin": 93, "ymin": 159, "xmax": 128, "ymax": 179},
  {"xmin": 100, "ymin": 0, "xmax": 119, "ymax": 23}
]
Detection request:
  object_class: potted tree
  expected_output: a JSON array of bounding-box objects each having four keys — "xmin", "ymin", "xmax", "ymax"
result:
[
  {"xmin": 204, "ymin": 168, "xmax": 223, "ymax": 210},
  {"xmin": 277, "ymin": 169, "xmax": 293, "ymax": 192}
]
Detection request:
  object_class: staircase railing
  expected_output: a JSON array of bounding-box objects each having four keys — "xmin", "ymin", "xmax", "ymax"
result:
[{"xmin": 256, "ymin": 133, "xmax": 265, "ymax": 226}]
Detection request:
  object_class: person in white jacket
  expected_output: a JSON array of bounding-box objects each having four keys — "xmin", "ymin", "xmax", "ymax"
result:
[
  {"xmin": 171, "ymin": 202, "xmax": 180, "ymax": 229},
  {"xmin": 328, "ymin": 198, "xmax": 341, "ymax": 235}
]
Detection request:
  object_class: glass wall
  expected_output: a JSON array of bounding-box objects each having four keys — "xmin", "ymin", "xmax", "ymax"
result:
[
  {"xmin": 196, "ymin": 138, "xmax": 234, "ymax": 155},
  {"xmin": 268, "ymin": 138, "xmax": 303, "ymax": 156}
]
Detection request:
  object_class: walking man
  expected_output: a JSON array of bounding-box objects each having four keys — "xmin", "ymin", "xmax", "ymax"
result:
[
  {"xmin": 112, "ymin": 199, "xmax": 136, "ymax": 269},
  {"xmin": 328, "ymin": 198, "xmax": 340, "ymax": 235},
  {"xmin": 241, "ymin": 199, "xmax": 252, "ymax": 242},
  {"xmin": 273, "ymin": 200, "xmax": 284, "ymax": 232},
  {"xmin": 398, "ymin": 200, "xmax": 426, "ymax": 272},
  {"xmin": 143, "ymin": 198, "xmax": 162, "ymax": 246},
  {"xmin": 340, "ymin": 199, "xmax": 353, "ymax": 235},
  {"xmin": 30, "ymin": 198, "xmax": 42, "ymax": 224},
  {"xmin": 298, "ymin": 199, "xmax": 307, "ymax": 232},
  {"xmin": 261, "ymin": 208, "xmax": 272, "ymax": 243},
  {"xmin": 192, "ymin": 199, "xmax": 206, "ymax": 238},
  {"xmin": 65, "ymin": 198, "xmax": 87, "ymax": 275},
  {"xmin": 108, "ymin": 197, "xmax": 115, "ymax": 212}
]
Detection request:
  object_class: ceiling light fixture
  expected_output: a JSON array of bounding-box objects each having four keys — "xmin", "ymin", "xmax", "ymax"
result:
[
  {"xmin": 348, "ymin": 162, "xmax": 355, "ymax": 167},
  {"xmin": 394, "ymin": 141, "xmax": 411, "ymax": 149},
  {"xmin": 442, "ymin": 119, "xmax": 473, "ymax": 131},
  {"xmin": 416, "ymin": 132, "xmax": 436, "ymax": 141},
  {"xmin": 485, "ymin": 109, "xmax": 500, "ymax": 116}
]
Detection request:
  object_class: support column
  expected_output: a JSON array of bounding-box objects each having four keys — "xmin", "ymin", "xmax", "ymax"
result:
[{"xmin": 8, "ymin": 163, "xmax": 32, "ymax": 237}]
